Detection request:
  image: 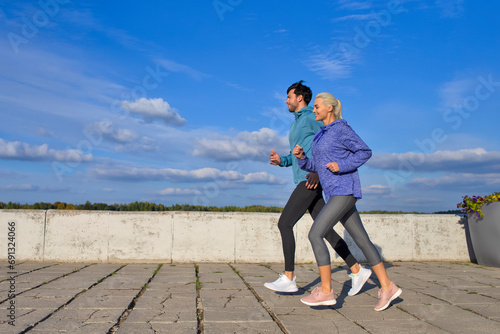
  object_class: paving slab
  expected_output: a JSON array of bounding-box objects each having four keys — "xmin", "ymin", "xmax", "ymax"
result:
[
  {"xmin": 203, "ymin": 321, "xmax": 282, "ymax": 334},
  {"xmin": 200, "ymin": 288, "xmax": 254, "ymax": 299},
  {"xmin": 353, "ymin": 319, "xmax": 449, "ymax": 334},
  {"xmin": 0, "ymin": 309, "xmax": 53, "ymax": 332},
  {"xmin": 204, "ymin": 307, "xmax": 272, "ymax": 323},
  {"xmin": 422, "ymin": 314, "xmax": 500, "ymax": 334},
  {"xmin": 116, "ymin": 322, "xmax": 198, "ymax": 334},
  {"xmin": 125, "ymin": 308, "xmax": 197, "ymax": 323},
  {"xmin": 0, "ymin": 261, "xmax": 499, "ymax": 333},
  {"xmin": 398, "ymin": 303, "xmax": 491, "ymax": 320},
  {"xmin": 134, "ymin": 295, "xmax": 195, "ymax": 311},
  {"xmin": 31, "ymin": 321, "xmax": 115, "ymax": 333},
  {"xmin": 278, "ymin": 313, "xmax": 367, "ymax": 334}
]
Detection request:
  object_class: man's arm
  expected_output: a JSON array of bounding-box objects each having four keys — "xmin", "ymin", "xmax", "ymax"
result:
[{"xmin": 271, "ymin": 149, "xmax": 293, "ymax": 167}]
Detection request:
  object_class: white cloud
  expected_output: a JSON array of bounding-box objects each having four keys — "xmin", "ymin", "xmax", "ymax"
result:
[
  {"xmin": 241, "ymin": 172, "xmax": 288, "ymax": 185},
  {"xmin": 438, "ymin": 77, "xmax": 475, "ymax": 108},
  {"xmin": 410, "ymin": 173, "xmax": 500, "ymax": 188},
  {"xmin": 224, "ymin": 81, "xmax": 253, "ymax": 92},
  {"xmin": 307, "ymin": 52, "xmax": 352, "ymax": 80},
  {"xmin": 86, "ymin": 120, "xmax": 159, "ymax": 153},
  {"xmin": 368, "ymin": 148, "xmax": 500, "ymax": 173},
  {"xmin": 112, "ymin": 128, "xmax": 138, "ymax": 143},
  {"xmin": 158, "ymin": 188, "xmax": 202, "ymax": 196},
  {"xmin": 116, "ymin": 135, "xmax": 159, "ymax": 153},
  {"xmin": 114, "ymin": 142, "xmax": 157, "ymax": 154},
  {"xmin": 193, "ymin": 128, "xmax": 289, "ymax": 162},
  {"xmin": 362, "ymin": 184, "xmax": 392, "ymax": 195},
  {"xmin": 121, "ymin": 98, "xmax": 186, "ymax": 126},
  {"xmin": 86, "ymin": 121, "xmax": 139, "ymax": 144},
  {"xmin": 333, "ymin": 14, "xmax": 376, "ymax": 22},
  {"xmin": 0, "ymin": 138, "xmax": 93, "ymax": 162},
  {"xmin": 337, "ymin": 0, "xmax": 375, "ymax": 10},
  {"xmin": 156, "ymin": 59, "xmax": 209, "ymax": 81}
]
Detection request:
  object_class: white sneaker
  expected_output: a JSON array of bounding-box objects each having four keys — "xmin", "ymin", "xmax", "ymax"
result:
[
  {"xmin": 348, "ymin": 266, "xmax": 372, "ymax": 296},
  {"xmin": 264, "ymin": 273, "xmax": 298, "ymax": 292}
]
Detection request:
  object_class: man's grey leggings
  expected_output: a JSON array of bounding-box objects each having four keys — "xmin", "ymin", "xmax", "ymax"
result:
[{"xmin": 309, "ymin": 195, "xmax": 382, "ymax": 268}]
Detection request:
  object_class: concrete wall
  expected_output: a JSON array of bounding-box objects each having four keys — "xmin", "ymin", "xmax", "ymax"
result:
[{"xmin": 0, "ymin": 210, "xmax": 470, "ymax": 263}]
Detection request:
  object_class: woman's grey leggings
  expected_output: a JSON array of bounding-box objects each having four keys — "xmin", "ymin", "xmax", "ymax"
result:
[{"xmin": 309, "ymin": 195, "xmax": 382, "ymax": 267}]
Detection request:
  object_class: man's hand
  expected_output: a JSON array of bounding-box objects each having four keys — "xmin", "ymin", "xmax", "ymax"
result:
[
  {"xmin": 305, "ymin": 172, "xmax": 320, "ymax": 189},
  {"xmin": 325, "ymin": 162, "xmax": 340, "ymax": 173},
  {"xmin": 270, "ymin": 149, "xmax": 281, "ymax": 165},
  {"xmin": 292, "ymin": 145, "xmax": 305, "ymax": 159}
]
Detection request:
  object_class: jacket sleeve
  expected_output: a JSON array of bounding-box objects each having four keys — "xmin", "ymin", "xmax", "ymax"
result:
[
  {"xmin": 300, "ymin": 116, "xmax": 321, "ymax": 167},
  {"xmin": 336, "ymin": 126, "xmax": 372, "ymax": 173},
  {"xmin": 279, "ymin": 152, "xmax": 293, "ymax": 167},
  {"xmin": 297, "ymin": 155, "xmax": 316, "ymax": 172}
]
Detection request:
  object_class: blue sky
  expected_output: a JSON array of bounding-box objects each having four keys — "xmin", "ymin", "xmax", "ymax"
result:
[{"xmin": 1, "ymin": 0, "xmax": 499, "ymax": 212}]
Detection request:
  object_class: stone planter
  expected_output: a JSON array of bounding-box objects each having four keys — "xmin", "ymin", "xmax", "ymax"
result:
[{"xmin": 467, "ymin": 202, "xmax": 500, "ymax": 267}]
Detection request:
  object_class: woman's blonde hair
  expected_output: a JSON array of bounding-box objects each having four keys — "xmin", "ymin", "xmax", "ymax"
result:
[{"xmin": 316, "ymin": 92, "xmax": 342, "ymax": 120}]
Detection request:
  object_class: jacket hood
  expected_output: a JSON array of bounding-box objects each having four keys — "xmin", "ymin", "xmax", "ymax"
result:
[{"xmin": 314, "ymin": 119, "xmax": 347, "ymax": 141}]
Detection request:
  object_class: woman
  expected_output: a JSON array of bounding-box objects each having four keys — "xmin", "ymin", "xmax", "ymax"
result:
[
  {"xmin": 292, "ymin": 92, "xmax": 401, "ymax": 311},
  {"xmin": 265, "ymin": 80, "xmax": 372, "ymax": 297}
]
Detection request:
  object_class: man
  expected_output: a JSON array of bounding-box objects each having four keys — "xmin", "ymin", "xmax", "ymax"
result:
[{"xmin": 264, "ymin": 80, "xmax": 371, "ymax": 297}]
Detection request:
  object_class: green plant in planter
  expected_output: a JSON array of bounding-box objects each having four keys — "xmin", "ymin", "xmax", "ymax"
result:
[{"xmin": 457, "ymin": 192, "xmax": 500, "ymax": 218}]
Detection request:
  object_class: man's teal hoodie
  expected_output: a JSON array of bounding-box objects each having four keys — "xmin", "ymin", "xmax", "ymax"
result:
[{"xmin": 279, "ymin": 106, "xmax": 323, "ymax": 185}]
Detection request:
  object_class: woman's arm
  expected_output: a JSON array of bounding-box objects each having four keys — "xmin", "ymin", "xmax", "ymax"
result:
[
  {"xmin": 293, "ymin": 145, "xmax": 317, "ymax": 172},
  {"xmin": 336, "ymin": 126, "xmax": 372, "ymax": 173}
]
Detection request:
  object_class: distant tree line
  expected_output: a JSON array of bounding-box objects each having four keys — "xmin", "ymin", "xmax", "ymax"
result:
[
  {"xmin": 359, "ymin": 209, "xmax": 463, "ymax": 215},
  {"xmin": 359, "ymin": 210, "xmax": 424, "ymax": 214},
  {"xmin": 0, "ymin": 201, "xmax": 461, "ymax": 214},
  {"xmin": 0, "ymin": 201, "xmax": 284, "ymax": 213},
  {"xmin": 432, "ymin": 209, "xmax": 463, "ymax": 215}
]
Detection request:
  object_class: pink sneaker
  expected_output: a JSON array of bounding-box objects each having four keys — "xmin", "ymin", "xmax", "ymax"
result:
[
  {"xmin": 300, "ymin": 287, "xmax": 336, "ymax": 306},
  {"xmin": 374, "ymin": 282, "xmax": 402, "ymax": 311}
]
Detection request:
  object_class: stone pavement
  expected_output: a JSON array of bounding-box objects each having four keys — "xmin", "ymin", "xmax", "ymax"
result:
[{"xmin": 0, "ymin": 261, "xmax": 499, "ymax": 334}]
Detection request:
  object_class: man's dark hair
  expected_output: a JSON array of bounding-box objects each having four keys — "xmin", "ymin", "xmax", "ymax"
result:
[{"xmin": 287, "ymin": 80, "xmax": 312, "ymax": 105}]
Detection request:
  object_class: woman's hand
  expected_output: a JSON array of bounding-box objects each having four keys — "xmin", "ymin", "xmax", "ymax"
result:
[
  {"xmin": 292, "ymin": 145, "xmax": 305, "ymax": 159},
  {"xmin": 325, "ymin": 162, "xmax": 340, "ymax": 173}
]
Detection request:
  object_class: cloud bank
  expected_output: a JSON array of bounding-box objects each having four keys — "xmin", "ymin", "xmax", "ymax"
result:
[
  {"xmin": 193, "ymin": 128, "xmax": 289, "ymax": 162},
  {"xmin": 368, "ymin": 148, "xmax": 500, "ymax": 173},
  {"xmin": 0, "ymin": 139, "xmax": 93, "ymax": 162},
  {"xmin": 90, "ymin": 165, "xmax": 287, "ymax": 185},
  {"xmin": 158, "ymin": 188, "xmax": 202, "ymax": 196}
]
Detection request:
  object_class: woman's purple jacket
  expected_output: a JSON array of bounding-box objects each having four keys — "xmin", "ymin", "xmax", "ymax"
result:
[{"xmin": 297, "ymin": 119, "xmax": 372, "ymax": 201}]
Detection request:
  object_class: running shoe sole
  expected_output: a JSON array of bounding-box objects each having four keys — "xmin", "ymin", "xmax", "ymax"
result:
[
  {"xmin": 264, "ymin": 283, "xmax": 298, "ymax": 293},
  {"xmin": 300, "ymin": 298, "xmax": 337, "ymax": 306}
]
